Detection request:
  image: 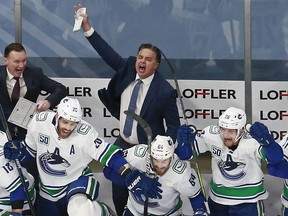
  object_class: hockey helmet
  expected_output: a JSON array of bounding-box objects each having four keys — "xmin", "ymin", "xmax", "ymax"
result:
[
  {"xmin": 150, "ymin": 135, "xmax": 174, "ymax": 160},
  {"xmin": 219, "ymin": 107, "xmax": 246, "ymax": 130},
  {"xmin": 57, "ymin": 97, "xmax": 82, "ymax": 122},
  {"xmin": 219, "ymin": 107, "xmax": 246, "ymax": 141}
]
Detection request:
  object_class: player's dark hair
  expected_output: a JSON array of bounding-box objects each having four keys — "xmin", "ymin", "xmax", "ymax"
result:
[
  {"xmin": 4, "ymin": 43, "xmax": 26, "ymax": 57},
  {"xmin": 138, "ymin": 43, "xmax": 161, "ymax": 64}
]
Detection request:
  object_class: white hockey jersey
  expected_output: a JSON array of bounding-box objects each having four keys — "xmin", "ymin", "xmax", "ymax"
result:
[
  {"xmin": 124, "ymin": 144, "xmax": 202, "ymax": 216},
  {"xmin": 24, "ymin": 111, "xmax": 120, "ymax": 201},
  {"xmin": 0, "ymin": 131, "xmax": 35, "ymax": 212},
  {"xmin": 194, "ymin": 125, "xmax": 269, "ymax": 205},
  {"xmin": 278, "ymin": 135, "xmax": 288, "ymax": 208}
]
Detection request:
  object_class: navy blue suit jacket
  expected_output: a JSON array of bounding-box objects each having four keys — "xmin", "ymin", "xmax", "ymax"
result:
[
  {"xmin": 0, "ymin": 65, "xmax": 67, "ymax": 140},
  {"xmin": 87, "ymin": 31, "xmax": 180, "ymax": 143}
]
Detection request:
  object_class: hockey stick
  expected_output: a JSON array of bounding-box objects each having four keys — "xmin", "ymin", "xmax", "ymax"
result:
[
  {"xmin": 124, "ymin": 110, "xmax": 152, "ymax": 216},
  {"xmin": 160, "ymin": 51, "xmax": 187, "ymax": 124},
  {"xmin": 161, "ymin": 51, "xmax": 210, "ymax": 214},
  {"xmin": 0, "ymin": 103, "xmax": 36, "ymax": 216}
]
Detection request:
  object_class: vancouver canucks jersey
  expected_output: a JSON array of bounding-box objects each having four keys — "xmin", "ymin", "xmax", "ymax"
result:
[
  {"xmin": 278, "ymin": 135, "xmax": 288, "ymax": 208},
  {"xmin": 194, "ymin": 125, "xmax": 269, "ymax": 205},
  {"xmin": 24, "ymin": 111, "xmax": 120, "ymax": 201},
  {"xmin": 124, "ymin": 144, "xmax": 202, "ymax": 216},
  {"xmin": 0, "ymin": 131, "xmax": 35, "ymax": 212}
]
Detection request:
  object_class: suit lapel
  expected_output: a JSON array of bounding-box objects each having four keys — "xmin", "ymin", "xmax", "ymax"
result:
[
  {"xmin": 22, "ymin": 68, "xmax": 33, "ymax": 97},
  {"xmin": 0, "ymin": 66, "xmax": 12, "ymax": 101}
]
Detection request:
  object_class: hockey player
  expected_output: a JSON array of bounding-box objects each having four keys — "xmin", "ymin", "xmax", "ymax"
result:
[
  {"xmin": 3, "ymin": 97, "xmax": 162, "ymax": 216},
  {"xmin": 104, "ymin": 135, "xmax": 208, "ymax": 216},
  {"xmin": 263, "ymin": 134, "xmax": 288, "ymax": 216},
  {"xmin": 176, "ymin": 107, "xmax": 283, "ymax": 216},
  {"xmin": 0, "ymin": 130, "xmax": 35, "ymax": 216}
]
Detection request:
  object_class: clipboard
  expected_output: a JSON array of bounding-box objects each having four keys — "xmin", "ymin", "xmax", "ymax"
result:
[{"xmin": 8, "ymin": 97, "xmax": 38, "ymax": 129}]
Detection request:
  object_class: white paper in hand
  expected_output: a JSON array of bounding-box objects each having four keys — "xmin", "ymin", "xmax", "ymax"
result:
[
  {"xmin": 73, "ymin": 7, "xmax": 86, "ymax": 32},
  {"xmin": 8, "ymin": 97, "xmax": 37, "ymax": 129}
]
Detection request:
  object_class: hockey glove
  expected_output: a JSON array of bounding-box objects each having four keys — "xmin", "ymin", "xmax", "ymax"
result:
[
  {"xmin": 249, "ymin": 122, "xmax": 274, "ymax": 146},
  {"xmin": 175, "ymin": 124, "xmax": 196, "ymax": 160},
  {"xmin": 66, "ymin": 176, "xmax": 99, "ymax": 202},
  {"xmin": 103, "ymin": 166, "xmax": 126, "ymax": 187},
  {"xmin": 10, "ymin": 184, "xmax": 28, "ymax": 211},
  {"xmin": 4, "ymin": 141, "xmax": 32, "ymax": 165},
  {"xmin": 4, "ymin": 141, "xmax": 23, "ymax": 160},
  {"xmin": 124, "ymin": 170, "xmax": 162, "ymax": 199}
]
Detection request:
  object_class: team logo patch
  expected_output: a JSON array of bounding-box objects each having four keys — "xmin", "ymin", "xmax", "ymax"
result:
[
  {"xmin": 77, "ymin": 123, "xmax": 91, "ymax": 135},
  {"xmin": 131, "ymin": 191, "xmax": 158, "ymax": 207},
  {"xmin": 218, "ymin": 154, "xmax": 246, "ymax": 180},
  {"xmin": 209, "ymin": 125, "xmax": 220, "ymax": 134},
  {"xmin": 38, "ymin": 133, "xmax": 50, "ymax": 145},
  {"xmin": 36, "ymin": 112, "xmax": 48, "ymax": 121},
  {"xmin": 134, "ymin": 145, "xmax": 147, "ymax": 158},
  {"xmin": 39, "ymin": 147, "xmax": 71, "ymax": 176},
  {"xmin": 172, "ymin": 159, "xmax": 186, "ymax": 174}
]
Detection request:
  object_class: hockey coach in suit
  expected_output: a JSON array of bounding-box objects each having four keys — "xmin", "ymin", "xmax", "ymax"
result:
[
  {"xmin": 0, "ymin": 42, "xmax": 67, "ymax": 141},
  {"xmin": 76, "ymin": 5, "xmax": 180, "ymax": 215}
]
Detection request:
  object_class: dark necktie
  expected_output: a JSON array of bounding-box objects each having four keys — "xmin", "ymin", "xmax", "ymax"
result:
[
  {"xmin": 11, "ymin": 77, "xmax": 20, "ymax": 102},
  {"xmin": 123, "ymin": 79, "xmax": 142, "ymax": 138}
]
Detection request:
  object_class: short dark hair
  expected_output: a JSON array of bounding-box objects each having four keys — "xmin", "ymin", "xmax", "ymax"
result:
[
  {"xmin": 138, "ymin": 43, "xmax": 161, "ymax": 64},
  {"xmin": 4, "ymin": 43, "xmax": 26, "ymax": 58}
]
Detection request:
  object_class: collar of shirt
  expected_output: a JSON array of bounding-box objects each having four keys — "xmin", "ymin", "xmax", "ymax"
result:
[
  {"xmin": 135, "ymin": 73, "xmax": 154, "ymax": 86},
  {"xmin": 6, "ymin": 68, "xmax": 24, "ymax": 81},
  {"xmin": 6, "ymin": 68, "xmax": 26, "ymax": 98}
]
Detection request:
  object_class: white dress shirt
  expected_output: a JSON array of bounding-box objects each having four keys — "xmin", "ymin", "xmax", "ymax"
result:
[
  {"xmin": 6, "ymin": 69, "xmax": 27, "ymax": 99},
  {"xmin": 119, "ymin": 74, "xmax": 154, "ymax": 144}
]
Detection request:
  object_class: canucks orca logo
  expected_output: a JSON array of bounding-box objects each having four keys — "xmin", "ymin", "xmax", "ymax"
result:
[
  {"xmin": 218, "ymin": 154, "xmax": 246, "ymax": 180},
  {"xmin": 39, "ymin": 147, "xmax": 71, "ymax": 176},
  {"xmin": 131, "ymin": 192, "xmax": 158, "ymax": 208}
]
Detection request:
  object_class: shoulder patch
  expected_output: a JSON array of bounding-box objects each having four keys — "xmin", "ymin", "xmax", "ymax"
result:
[
  {"xmin": 134, "ymin": 145, "xmax": 147, "ymax": 158},
  {"xmin": 38, "ymin": 133, "xmax": 50, "ymax": 145},
  {"xmin": 36, "ymin": 112, "xmax": 48, "ymax": 121},
  {"xmin": 208, "ymin": 125, "xmax": 220, "ymax": 134},
  {"xmin": 211, "ymin": 145, "xmax": 222, "ymax": 157},
  {"xmin": 172, "ymin": 159, "xmax": 187, "ymax": 174},
  {"xmin": 77, "ymin": 123, "xmax": 91, "ymax": 135}
]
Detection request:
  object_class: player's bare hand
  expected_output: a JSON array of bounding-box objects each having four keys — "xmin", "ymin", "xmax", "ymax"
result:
[
  {"xmin": 36, "ymin": 100, "xmax": 51, "ymax": 111},
  {"xmin": 73, "ymin": 4, "xmax": 91, "ymax": 31}
]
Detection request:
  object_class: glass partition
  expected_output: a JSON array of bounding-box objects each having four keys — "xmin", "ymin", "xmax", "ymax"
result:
[
  {"xmin": 0, "ymin": 1, "xmax": 15, "ymax": 56},
  {"xmin": 18, "ymin": 0, "xmax": 247, "ymax": 80},
  {"xmin": 2, "ymin": 0, "xmax": 288, "ymax": 79}
]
